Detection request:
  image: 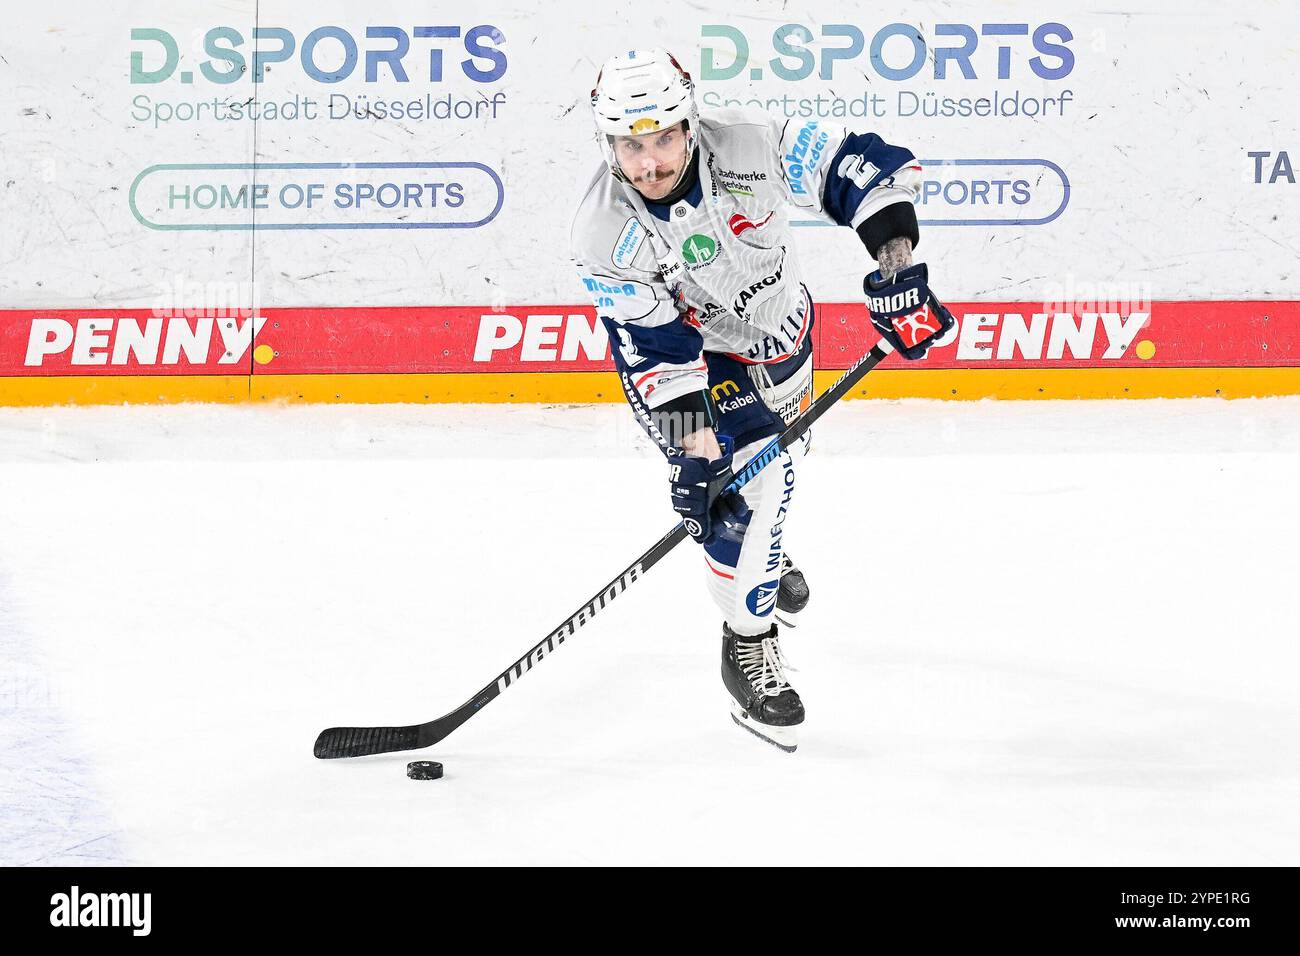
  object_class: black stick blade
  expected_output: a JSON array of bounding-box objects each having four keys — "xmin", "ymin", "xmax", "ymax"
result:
[{"xmin": 314, "ymin": 725, "xmax": 422, "ymax": 759}]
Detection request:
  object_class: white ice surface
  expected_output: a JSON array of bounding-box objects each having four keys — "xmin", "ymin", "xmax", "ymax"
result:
[{"xmin": 1, "ymin": 398, "xmax": 1299, "ymax": 865}]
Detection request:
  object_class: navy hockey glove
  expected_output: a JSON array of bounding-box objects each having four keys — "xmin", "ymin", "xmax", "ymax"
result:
[
  {"xmin": 864, "ymin": 262, "xmax": 955, "ymax": 360},
  {"xmin": 668, "ymin": 436, "xmax": 735, "ymax": 543}
]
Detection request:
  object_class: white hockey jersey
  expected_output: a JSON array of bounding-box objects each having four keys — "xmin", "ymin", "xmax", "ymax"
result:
[{"xmin": 570, "ymin": 107, "xmax": 921, "ymax": 408}]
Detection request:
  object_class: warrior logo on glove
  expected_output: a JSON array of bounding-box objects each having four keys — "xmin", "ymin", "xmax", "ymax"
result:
[
  {"xmin": 866, "ymin": 287, "xmax": 942, "ymax": 350},
  {"xmin": 864, "ymin": 262, "xmax": 956, "ymax": 361}
]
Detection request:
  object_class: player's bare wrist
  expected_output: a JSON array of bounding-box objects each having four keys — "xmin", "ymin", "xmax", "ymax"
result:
[
  {"xmin": 876, "ymin": 237, "xmax": 914, "ymax": 282},
  {"xmin": 682, "ymin": 427, "xmax": 722, "ymax": 459}
]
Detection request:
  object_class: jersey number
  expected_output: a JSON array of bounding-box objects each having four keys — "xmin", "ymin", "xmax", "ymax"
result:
[
  {"xmin": 837, "ymin": 154, "xmax": 882, "ymax": 190},
  {"xmin": 615, "ymin": 327, "xmax": 643, "ymax": 365}
]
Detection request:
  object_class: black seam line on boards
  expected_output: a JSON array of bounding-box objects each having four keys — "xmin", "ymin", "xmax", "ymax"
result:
[{"xmin": 247, "ymin": 0, "xmax": 261, "ymax": 398}]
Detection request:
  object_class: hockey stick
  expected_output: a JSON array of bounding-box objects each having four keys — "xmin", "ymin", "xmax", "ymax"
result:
[{"xmin": 313, "ymin": 339, "xmax": 893, "ymax": 759}]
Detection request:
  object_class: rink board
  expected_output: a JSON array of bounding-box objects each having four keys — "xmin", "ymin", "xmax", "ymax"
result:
[
  {"xmin": 2, "ymin": 300, "xmax": 1298, "ymax": 405},
  {"xmin": 4, "ymin": 5, "xmax": 1299, "ymax": 407}
]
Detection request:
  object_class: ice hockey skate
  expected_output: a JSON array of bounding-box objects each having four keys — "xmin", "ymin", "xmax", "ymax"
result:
[
  {"xmin": 774, "ymin": 553, "xmax": 810, "ymax": 628},
  {"xmin": 722, "ymin": 623, "xmax": 804, "ymax": 752}
]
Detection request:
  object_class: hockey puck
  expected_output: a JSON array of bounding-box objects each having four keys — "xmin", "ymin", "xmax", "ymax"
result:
[{"xmin": 406, "ymin": 760, "xmax": 443, "ymax": 780}]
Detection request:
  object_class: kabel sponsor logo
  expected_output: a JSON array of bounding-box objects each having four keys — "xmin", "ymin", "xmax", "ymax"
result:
[
  {"xmin": 709, "ymin": 375, "xmax": 764, "ymax": 415},
  {"xmin": 717, "ymin": 391, "xmax": 757, "ymax": 414}
]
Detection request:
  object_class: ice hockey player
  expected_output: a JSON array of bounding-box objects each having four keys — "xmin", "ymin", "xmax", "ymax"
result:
[{"xmin": 570, "ymin": 49, "xmax": 952, "ymax": 752}]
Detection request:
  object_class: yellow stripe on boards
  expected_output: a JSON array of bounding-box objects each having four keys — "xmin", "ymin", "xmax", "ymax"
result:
[
  {"xmin": 250, "ymin": 373, "xmax": 622, "ymax": 404},
  {"xmin": 0, "ymin": 376, "xmax": 251, "ymax": 406}
]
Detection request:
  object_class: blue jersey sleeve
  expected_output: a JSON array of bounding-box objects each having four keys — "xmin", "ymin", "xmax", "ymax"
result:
[
  {"xmin": 821, "ymin": 133, "xmax": 921, "ymax": 228},
  {"xmin": 600, "ymin": 314, "xmax": 703, "ymax": 372}
]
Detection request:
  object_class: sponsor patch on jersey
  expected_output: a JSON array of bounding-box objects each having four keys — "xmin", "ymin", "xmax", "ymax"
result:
[
  {"xmin": 681, "ymin": 233, "xmax": 718, "ymax": 268},
  {"xmin": 582, "ymin": 276, "xmax": 639, "ymax": 297},
  {"xmin": 684, "ymin": 300, "xmax": 726, "ymax": 329},
  {"xmin": 732, "ymin": 251, "xmax": 786, "ymax": 320},
  {"xmin": 769, "ymin": 374, "xmax": 813, "ymax": 425},
  {"xmin": 708, "ymin": 153, "xmax": 769, "ymax": 200},
  {"xmin": 746, "ymin": 580, "xmax": 780, "ymax": 617},
  {"xmin": 581, "ymin": 275, "xmax": 652, "ymax": 310},
  {"xmin": 784, "ymin": 122, "xmax": 831, "ymax": 202},
  {"xmin": 716, "ymin": 391, "xmax": 757, "ymax": 414},
  {"xmin": 711, "ymin": 379, "xmax": 741, "ymax": 400},
  {"xmin": 729, "ymin": 211, "xmax": 774, "ymax": 238},
  {"xmin": 716, "ymin": 167, "xmax": 768, "ymax": 197},
  {"xmin": 611, "ymin": 217, "xmax": 646, "ymax": 268}
]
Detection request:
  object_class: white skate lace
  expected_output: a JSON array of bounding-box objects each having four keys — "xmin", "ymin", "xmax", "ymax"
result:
[{"xmin": 736, "ymin": 635, "xmax": 793, "ymax": 698}]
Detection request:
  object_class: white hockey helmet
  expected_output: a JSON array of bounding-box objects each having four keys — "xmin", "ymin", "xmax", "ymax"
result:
[{"xmin": 590, "ymin": 49, "xmax": 698, "ymax": 183}]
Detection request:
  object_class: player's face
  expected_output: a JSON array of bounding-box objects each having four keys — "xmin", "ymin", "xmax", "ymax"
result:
[{"xmin": 612, "ymin": 123, "xmax": 688, "ymax": 200}]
